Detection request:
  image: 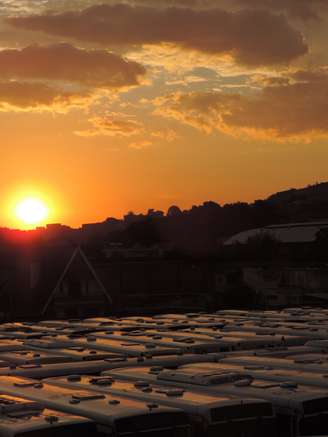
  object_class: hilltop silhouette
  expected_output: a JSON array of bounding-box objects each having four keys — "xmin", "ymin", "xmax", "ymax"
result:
[{"xmin": 1, "ymin": 182, "xmax": 328, "ymax": 255}]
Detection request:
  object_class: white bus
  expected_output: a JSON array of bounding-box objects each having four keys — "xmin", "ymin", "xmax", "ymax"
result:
[
  {"xmin": 0, "ymin": 375, "xmax": 191, "ymax": 437},
  {"xmin": 44, "ymin": 373, "xmax": 275, "ymax": 437},
  {"xmin": 0, "ymin": 393, "xmax": 98, "ymax": 437},
  {"xmin": 105, "ymin": 364, "xmax": 328, "ymax": 436}
]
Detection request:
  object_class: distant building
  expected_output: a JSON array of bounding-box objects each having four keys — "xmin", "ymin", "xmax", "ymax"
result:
[
  {"xmin": 103, "ymin": 244, "xmax": 164, "ymax": 260},
  {"xmin": 40, "ymin": 247, "xmax": 112, "ymax": 318},
  {"xmin": 240, "ymin": 266, "xmax": 328, "ymax": 308},
  {"xmin": 0, "ymin": 245, "xmax": 112, "ymax": 320},
  {"xmin": 224, "ymin": 220, "xmax": 328, "ymax": 245},
  {"xmin": 81, "ymin": 218, "xmax": 123, "ymax": 240},
  {"xmin": 123, "ymin": 212, "xmax": 146, "ymax": 225},
  {"xmin": 147, "ymin": 209, "xmax": 164, "ymax": 219},
  {"xmin": 0, "ymin": 243, "xmax": 217, "ymax": 320},
  {"xmin": 167, "ymin": 206, "xmax": 182, "ymax": 217}
]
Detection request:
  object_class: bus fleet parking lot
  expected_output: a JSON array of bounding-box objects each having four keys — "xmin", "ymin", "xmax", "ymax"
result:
[{"xmin": 1, "ymin": 308, "xmax": 328, "ymax": 436}]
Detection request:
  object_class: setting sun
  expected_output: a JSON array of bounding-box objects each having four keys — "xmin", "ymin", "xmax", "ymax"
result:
[{"xmin": 15, "ymin": 198, "xmax": 49, "ymax": 226}]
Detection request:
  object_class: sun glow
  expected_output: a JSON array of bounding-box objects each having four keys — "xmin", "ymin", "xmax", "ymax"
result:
[{"xmin": 15, "ymin": 198, "xmax": 49, "ymax": 227}]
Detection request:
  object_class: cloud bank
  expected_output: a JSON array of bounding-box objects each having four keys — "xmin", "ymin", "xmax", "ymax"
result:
[
  {"xmin": 0, "ymin": 81, "xmax": 91, "ymax": 112},
  {"xmin": 8, "ymin": 4, "xmax": 308, "ymax": 66},
  {"xmin": 0, "ymin": 43, "xmax": 145, "ymax": 111},
  {"xmin": 0, "ymin": 43, "xmax": 145, "ymax": 87},
  {"xmin": 155, "ymin": 70, "xmax": 328, "ymax": 141}
]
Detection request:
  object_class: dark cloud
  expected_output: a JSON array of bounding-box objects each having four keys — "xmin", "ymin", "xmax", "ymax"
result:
[
  {"xmin": 0, "ymin": 80, "xmax": 91, "ymax": 111},
  {"xmin": 0, "ymin": 43, "xmax": 145, "ymax": 87},
  {"xmin": 234, "ymin": 0, "xmax": 328, "ymax": 21},
  {"xmin": 155, "ymin": 69, "xmax": 328, "ymax": 141},
  {"xmin": 0, "ymin": 43, "xmax": 145, "ymax": 111},
  {"xmin": 8, "ymin": 4, "xmax": 308, "ymax": 66},
  {"xmin": 127, "ymin": 0, "xmax": 328, "ymax": 20},
  {"xmin": 291, "ymin": 68, "xmax": 328, "ymax": 83},
  {"xmin": 1, "ymin": 0, "xmax": 326, "ymax": 21}
]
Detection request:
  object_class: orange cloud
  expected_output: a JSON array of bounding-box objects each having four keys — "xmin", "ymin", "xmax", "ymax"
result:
[
  {"xmin": 151, "ymin": 128, "xmax": 179, "ymax": 142},
  {"xmin": 128, "ymin": 139, "xmax": 152, "ymax": 149},
  {"xmin": 0, "ymin": 80, "xmax": 92, "ymax": 112},
  {"xmin": 0, "ymin": 43, "xmax": 145, "ymax": 111},
  {"xmin": 8, "ymin": 4, "xmax": 308, "ymax": 66},
  {"xmin": 76, "ymin": 113, "xmax": 144, "ymax": 137},
  {"xmin": 0, "ymin": 43, "xmax": 145, "ymax": 87},
  {"xmin": 76, "ymin": 114, "xmax": 179, "ymax": 146},
  {"xmin": 155, "ymin": 69, "xmax": 328, "ymax": 141}
]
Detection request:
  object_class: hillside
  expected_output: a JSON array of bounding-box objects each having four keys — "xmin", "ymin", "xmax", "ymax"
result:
[
  {"xmin": 267, "ymin": 182, "xmax": 328, "ymax": 222},
  {"xmin": 1, "ymin": 182, "xmax": 327, "ymax": 255},
  {"xmin": 268, "ymin": 182, "xmax": 328, "ymax": 204}
]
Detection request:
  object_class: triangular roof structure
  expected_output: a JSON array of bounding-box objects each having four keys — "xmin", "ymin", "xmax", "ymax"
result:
[{"xmin": 41, "ymin": 246, "xmax": 112, "ymax": 316}]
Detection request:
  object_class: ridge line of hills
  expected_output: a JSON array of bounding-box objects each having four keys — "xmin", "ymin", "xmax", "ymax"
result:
[{"xmin": 1, "ymin": 182, "xmax": 327, "ymax": 253}]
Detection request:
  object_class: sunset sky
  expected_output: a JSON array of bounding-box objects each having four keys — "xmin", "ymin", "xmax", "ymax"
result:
[{"xmin": 1, "ymin": 0, "xmax": 328, "ymax": 229}]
